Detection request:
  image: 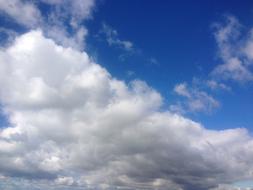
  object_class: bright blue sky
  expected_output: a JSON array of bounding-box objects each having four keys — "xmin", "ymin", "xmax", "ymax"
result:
[{"xmin": 84, "ymin": 0, "xmax": 253, "ymax": 130}]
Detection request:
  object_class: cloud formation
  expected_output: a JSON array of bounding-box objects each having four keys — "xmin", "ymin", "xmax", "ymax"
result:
[
  {"xmin": 0, "ymin": 0, "xmax": 42, "ymax": 27},
  {"xmin": 171, "ymin": 15, "xmax": 253, "ymax": 115},
  {"xmin": 212, "ymin": 16, "xmax": 253, "ymax": 82},
  {"xmin": 0, "ymin": 30, "xmax": 253, "ymax": 190},
  {"xmin": 100, "ymin": 23, "xmax": 134, "ymax": 52},
  {"xmin": 0, "ymin": 0, "xmax": 96, "ymax": 49},
  {"xmin": 171, "ymin": 82, "xmax": 220, "ymax": 114}
]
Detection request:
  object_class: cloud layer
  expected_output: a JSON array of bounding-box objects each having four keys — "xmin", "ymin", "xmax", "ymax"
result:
[{"xmin": 0, "ymin": 31, "xmax": 253, "ymax": 190}]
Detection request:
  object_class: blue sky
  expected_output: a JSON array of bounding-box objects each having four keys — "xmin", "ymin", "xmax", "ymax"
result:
[
  {"xmin": 0, "ymin": 1, "xmax": 253, "ymax": 190},
  {"xmin": 85, "ymin": 0, "xmax": 253, "ymax": 130}
]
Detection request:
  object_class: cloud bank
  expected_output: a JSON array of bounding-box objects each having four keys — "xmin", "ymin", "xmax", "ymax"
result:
[{"xmin": 0, "ymin": 30, "xmax": 253, "ymax": 190}]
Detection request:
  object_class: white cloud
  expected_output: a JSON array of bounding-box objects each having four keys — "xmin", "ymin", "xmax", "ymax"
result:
[
  {"xmin": 0, "ymin": 31, "xmax": 253, "ymax": 190},
  {"xmin": 0, "ymin": 0, "xmax": 42, "ymax": 27},
  {"xmin": 41, "ymin": 0, "xmax": 95, "ymax": 22},
  {"xmin": 0, "ymin": 0, "xmax": 96, "ymax": 50},
  {"xmin": 174, "ymin": 83, "xmax": 191, "ymax": 98},
  {"xmin": 101, "ymin": 23, "xmax": 134, "ymax": 52},
  {"xmin": 206, "ymin": 80, "xmax": 231, "ymax": 91},
  {"xmin": 211, "ymin": 16, "xmax": 253, "ymax": 82},
  {"xmin": 42, "ymin": 0, "xmax": 95, "ymax": 49},
  {"xmin": 172, "ymin": 82, "xmax": 220, "ymax": 114}
]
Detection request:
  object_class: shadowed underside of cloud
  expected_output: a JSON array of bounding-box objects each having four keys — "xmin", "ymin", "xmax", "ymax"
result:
[{"xmin": 0, "ymin": 31, "xmax": 253, "ymax": 190}]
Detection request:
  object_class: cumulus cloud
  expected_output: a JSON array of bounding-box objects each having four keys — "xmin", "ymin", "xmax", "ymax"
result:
[{"xmin": 0, "ymin": 30, "xmax": 253, "ymax": 190}]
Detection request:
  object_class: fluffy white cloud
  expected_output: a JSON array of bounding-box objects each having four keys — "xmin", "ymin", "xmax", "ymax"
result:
[{"xmin": 0, "ymin": 31, "xmax": 253, "ymax": 190}]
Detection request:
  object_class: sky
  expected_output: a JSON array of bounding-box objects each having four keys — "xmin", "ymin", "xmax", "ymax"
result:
[{"xmin": 0, "ymin": 0, "xmax": 253, "ymax": 190}]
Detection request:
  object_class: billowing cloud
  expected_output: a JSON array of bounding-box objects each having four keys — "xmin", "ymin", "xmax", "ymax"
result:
[{"xmin": 0, "ymin": 31, "xmax": 253, "ymax": 190}]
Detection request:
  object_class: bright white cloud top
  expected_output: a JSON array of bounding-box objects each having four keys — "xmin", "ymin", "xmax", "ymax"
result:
[{"xmin": 0, "ymin": 30, "xmax": 253, "ymax": 190}]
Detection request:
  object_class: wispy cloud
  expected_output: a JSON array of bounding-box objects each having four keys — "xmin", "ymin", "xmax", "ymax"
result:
[
  {"xmin": 171, "ymin": 82, "xmax": 220, "ymax": 114},
  {"xmin": 0, "ymin": 0, "xmax": 42, "ymax": 27},
  {"xmin": 0, "ymin": 0, "xmax": 96, "ymax": 50},
  {"xmin": 171, "ymin": 15, "xmax": 253, "ymax": 115},
  {"xmin": 211, "ymin": 15, "xmax": 253, "ymax": 82},
  {"xmin": 206, "ymin": 80, "xmax": 231, "ymax": 91},
  {"xmin": 100, "ymin": 23, "xmax": 134, "ymax": 52},
  {"xmin": 149, "ymin": 57, "xmax": 159, "ymax": 65}
]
